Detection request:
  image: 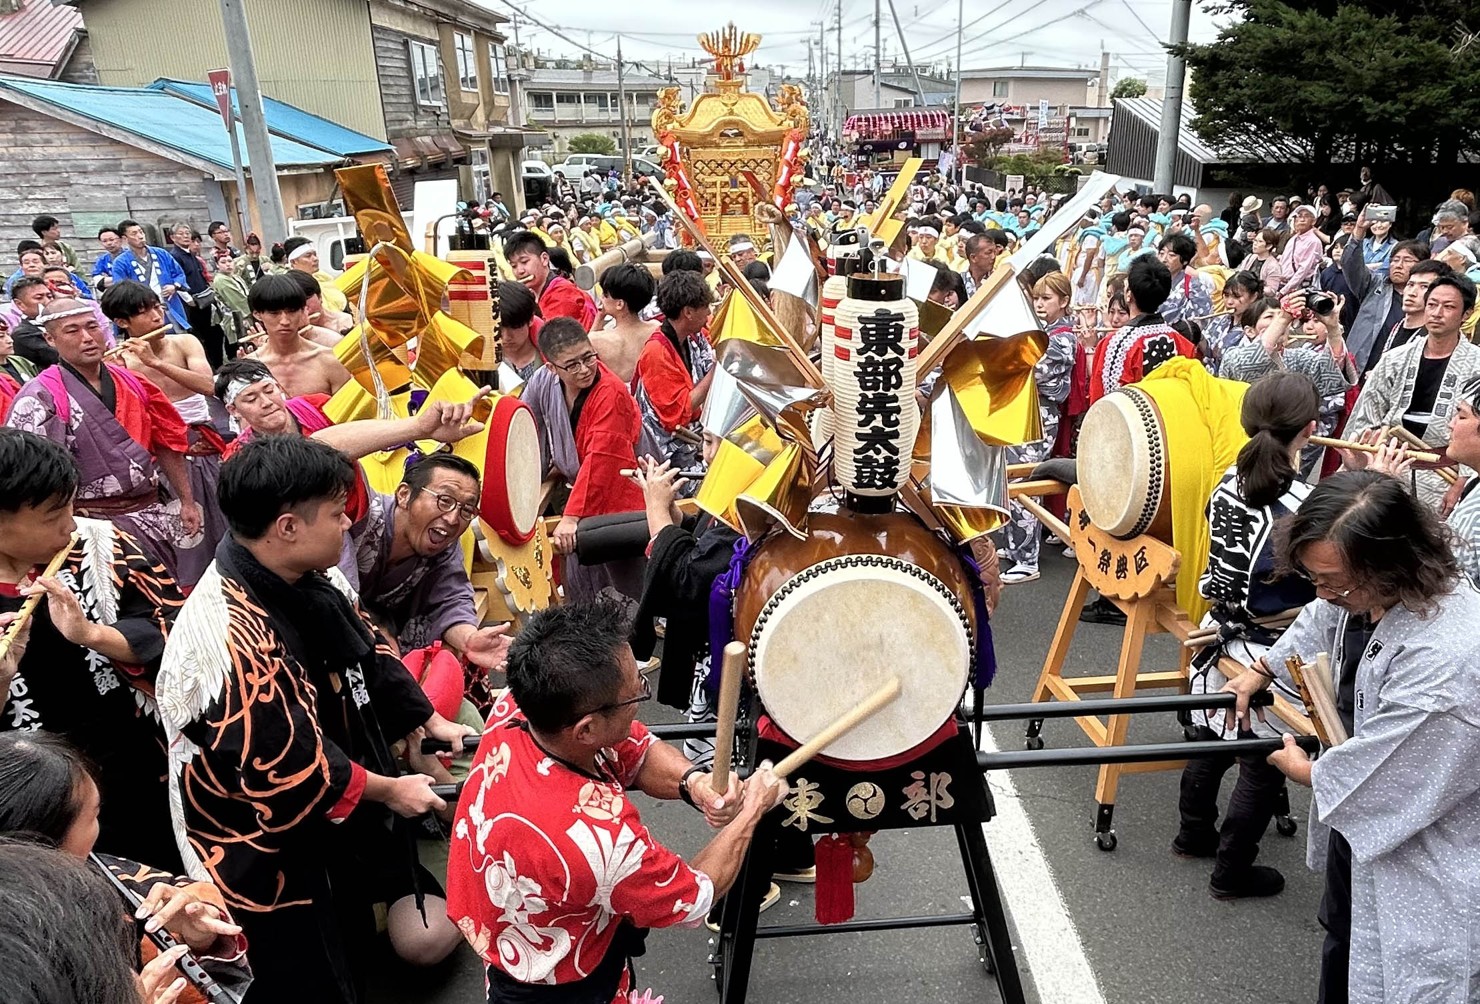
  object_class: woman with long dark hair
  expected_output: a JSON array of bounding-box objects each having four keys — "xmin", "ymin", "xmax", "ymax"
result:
[
  {"xmin": 1175, "ymin": 371, "xmax": 1319, "ymax": 900},
  {"xmin": 0, "ymin": 732, "xmax": 251, "ymax": 1002}
]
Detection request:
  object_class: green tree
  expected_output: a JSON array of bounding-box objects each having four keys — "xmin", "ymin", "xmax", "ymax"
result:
[
  {"xmin": 1110, "ymin": 77, "xmax": 1147, "ymax": 99},
  {"xmin": 961, "ymin": 125, "xmax": 1016, "ymax": 166},
  {"xmin": 1174, "ymin": 0, "xmax": 1480, "ymax": 168},
  {"xmin": 568, "ymin": 133, "xmax": 617, "ymax": 155},
  {"xmin": 987, "ymin": 150, "xmax": 1068, "ymax": 187}
]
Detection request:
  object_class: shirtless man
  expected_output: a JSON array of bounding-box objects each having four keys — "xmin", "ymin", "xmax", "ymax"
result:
[
  {"xmin": 100, "ymin": 281, "xmax": 215, "ymax": 404},
  {"xmin": 283, "ymin": 268, "xmax": 353, "ymax": 340},
  {"xmin": 588, "ymin": 262, "xmax": 657, "ymax": 384},
  {"xmin": 246, "ymin": 274, "xmax": 351, "ymax": 398}
]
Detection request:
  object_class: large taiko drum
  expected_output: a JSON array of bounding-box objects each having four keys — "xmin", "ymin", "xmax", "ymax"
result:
[
  {"xmin": 734, "ymin": 509, "xmax": 975, "ymax": 762},
  {"xmin": 479, "ymin": 395, "xmax": 542, "ymax": 545},
  {"xmin": 1076, "ymin": 385, "xmax": 1174, "ymax": 541}
]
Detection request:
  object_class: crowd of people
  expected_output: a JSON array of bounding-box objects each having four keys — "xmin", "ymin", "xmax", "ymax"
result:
[{"xmin": 0, "ymin": 152, "xmax": 1476, "ymax": 1004}]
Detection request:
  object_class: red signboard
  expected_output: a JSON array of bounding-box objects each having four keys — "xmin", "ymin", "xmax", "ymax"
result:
[{"xmin": 208, "ymin": 68, "xmax": 233, "ymax": 131}]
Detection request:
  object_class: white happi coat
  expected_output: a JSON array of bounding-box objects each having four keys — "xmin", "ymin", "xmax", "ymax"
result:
[
  {"xmin": 1266, "ymin": 592, "xmax": 1480, "ymax": 1004},
  {"xmin": 1345, "ymin": 335, "xmax": 1480, "ymax": 509}
]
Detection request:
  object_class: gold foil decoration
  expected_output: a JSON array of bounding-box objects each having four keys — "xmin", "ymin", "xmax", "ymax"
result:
[
  {"xmin": 413, "ymin": 313, "xmax": 483, "ymax": 390},
  {"xmin": 938, "ymin": 329, "xmax": 1048, "ymax": 447},
  {"xmin": 339, "ymin": 163, "xmax": 414, "ymax": 251},
  {"xmin": 334, "ymin": 325, "xmax": 412, "ymax": 394},
  {"xmin": 734, "ymin": 439, "xmax": 813, "ymax": 541}
]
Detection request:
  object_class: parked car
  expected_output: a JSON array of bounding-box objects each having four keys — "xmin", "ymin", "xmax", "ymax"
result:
[
  {"xmin": 522, "ymin": 160, "xmax": 554, "ymax": 179},
  {"xmin": 555, "ymin": 154, "xmax": 665, "ymax": 180}
]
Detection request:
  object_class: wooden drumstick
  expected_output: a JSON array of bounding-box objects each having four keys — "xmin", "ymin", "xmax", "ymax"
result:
[
  {"xmin": 710, "ymin": 641, "xmax": 747, "ymax": 794},
  {"xmin": 771, "ymin": 677, "xmax": 902, "ymax": 781},
  {"xmin": 1309, "ymin": 435, "xmax": 1441, "ymax": 463},
  {"xmin": 0, "ymin": 533, "xmax": 79, "ymax": 663}
]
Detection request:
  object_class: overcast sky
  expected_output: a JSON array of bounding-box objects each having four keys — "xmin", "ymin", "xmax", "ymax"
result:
[{"xmin": 476, "ymin": 0, "xmax": 1225, "ymax": 87}]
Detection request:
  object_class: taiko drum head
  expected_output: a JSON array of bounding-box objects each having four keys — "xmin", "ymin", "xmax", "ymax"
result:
[
  {"xmin": 480, "ymin": 395, "xmax": 542, "ymax": 545},
  {"xmin": 1077, "ymin": 386, "xmax": 1172, "ymax": 540},
  {"xmin": 748, "ymin": 554, "xmax": 971, "ymax": 762}
]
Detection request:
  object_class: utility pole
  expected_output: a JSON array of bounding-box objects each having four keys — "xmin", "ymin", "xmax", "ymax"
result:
[
  {"xmin": 1098, "ymin": 47, "xmax": 1111, "ymax": 108},
  {"xmin": 218, "ymin": 0, "xmax": 286, "ymax": 242},
  {"xmin": 874, "ymin": 0, "xmax": 881, "ymax": 108},
  {"xmin": 1153, "ymin": 0, "xmax": 1191, "ymax": 193},
  {"xmin": 954, "ymin": 0, "xmax": 964, "ymax": 185},
  {"xmin": 835, "ymin": 0, "xmax": 843, "ymax": 135},
  {"xmin": 885, "ymin": 0, "xmax": 926, "ymax": 105},
  {"xmin": 817, "ymin": 20, "xmax": 828, "ymax": 139},
  {"xmin": 617, "ymin": 34, "xmax": 632, "ymax": 178}
]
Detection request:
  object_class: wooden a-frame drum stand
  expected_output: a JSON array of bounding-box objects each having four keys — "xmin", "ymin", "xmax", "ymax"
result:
[{"xmin": 1023, "ymin": 485, "xmax": 1194, "ymax": 852}]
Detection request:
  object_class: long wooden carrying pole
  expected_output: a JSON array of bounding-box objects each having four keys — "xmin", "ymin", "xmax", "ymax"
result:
[
  {"xmin": 709, "ymin": 641, "xmax": 748, "ymax": 794},
  {"xmin": 0, "ymin": 533, "xmax": 78, "ymax": 663},
  {"xmin": 772, "ymin": 677, "xmax": 902, "ymax": 780}
]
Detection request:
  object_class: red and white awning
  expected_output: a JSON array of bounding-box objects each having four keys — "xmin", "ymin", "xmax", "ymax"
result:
[{"xmin": 844, "ymin": 108, "xmax": 952, "ymax": 137}]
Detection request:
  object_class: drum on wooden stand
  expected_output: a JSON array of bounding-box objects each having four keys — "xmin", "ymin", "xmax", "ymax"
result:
[
  {"xmin": 1076, "ymin": 385, "xmax": 1174, "ymax": 542},
  {"xmin": 479, "ymin": 395, "xmax": 542, "ymax": 545}
]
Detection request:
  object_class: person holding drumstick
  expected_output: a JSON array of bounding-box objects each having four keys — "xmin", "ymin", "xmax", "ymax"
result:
[{"xmin": 448, "ymin": 601, "xmax": 787, "ymax": 1004}]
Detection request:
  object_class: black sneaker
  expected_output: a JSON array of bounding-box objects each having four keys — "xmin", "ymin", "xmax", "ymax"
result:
[
  {"xmin": 1078, "ymin": 596, "xmax": 1127, "ymax": 626},
  {"xmin": 1209, "ymin": 865, "xmax": 1285, "ymax": 900},
  {"xmin": 1171, "ymin": 833, "xmax": 1219, "ymax": 859}
]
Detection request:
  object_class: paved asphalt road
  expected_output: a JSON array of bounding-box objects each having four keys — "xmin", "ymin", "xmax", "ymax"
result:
[{"xmin": 370, "ymin": 545, "xmax": 1326, "ymax": 1004}]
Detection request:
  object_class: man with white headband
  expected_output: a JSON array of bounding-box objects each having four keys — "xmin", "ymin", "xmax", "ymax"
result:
[
  {"xmin": 727, "ymin": 234, "xmax": 758, "ymax": 269},
  {"xmin": 4, "ymin": 297, "xmax": 206, "ymax": 583},
  {"xmin": 570, "ymin": 216, "xmax": 599, "ymax": 263},
  {"xmin": 907, "ymin": 216, "xmax": 950, "ymax": 265},
  {"xmin": 282, "ymin": 236, "xmax": 352, "ymax": 318}
]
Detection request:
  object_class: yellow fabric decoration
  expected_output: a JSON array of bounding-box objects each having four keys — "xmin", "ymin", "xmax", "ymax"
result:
[{"xmin": 1136, "ymin": 357, "xmax": 1249, "ymax": 622}]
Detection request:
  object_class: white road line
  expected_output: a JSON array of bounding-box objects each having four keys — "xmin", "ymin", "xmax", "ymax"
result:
[{"xmin": 979, "ymin": 725, "xmax": 1107, "ymax": 1004}]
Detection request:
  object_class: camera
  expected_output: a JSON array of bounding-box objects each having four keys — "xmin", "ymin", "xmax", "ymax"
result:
[{"xmin": 1305, "ymin": 289, "xmax": 1337, "ymax": 317}]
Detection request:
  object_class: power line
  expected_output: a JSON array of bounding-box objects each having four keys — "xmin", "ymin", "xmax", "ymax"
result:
[{"xmin": 910, "ymin": 0, "xmax": 1057, "ymax": 61}]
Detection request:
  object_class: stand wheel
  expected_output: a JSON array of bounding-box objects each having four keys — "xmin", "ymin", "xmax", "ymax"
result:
[
  {"xmin": 1095, "ymin": 830, "xmax": 1118, "ymax": 852},
  {"xmin": 972, "ymin": 923, "xmax": 996, "ymax": 976},
  {"xmin": 1275, "ymin": 815, "xmax": 1298, "ymax": 837},
  {"xmin": 1024, "ymin": 735, "xmax": 1045, "ymax": 751}
]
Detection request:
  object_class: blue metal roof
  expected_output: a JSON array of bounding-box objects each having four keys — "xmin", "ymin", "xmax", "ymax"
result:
[
  {"xmin": 0, "ymin": 75, "xmax": 345, "ymax": 173},
  {"xmin": 148, "ymin": 78, "xmax": 389, "ymax": 157}
]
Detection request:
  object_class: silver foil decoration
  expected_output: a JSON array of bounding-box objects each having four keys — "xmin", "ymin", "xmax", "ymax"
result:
[{"xmin": 929, "ymin": 383, "xmax": 1010, "ymax": 516}]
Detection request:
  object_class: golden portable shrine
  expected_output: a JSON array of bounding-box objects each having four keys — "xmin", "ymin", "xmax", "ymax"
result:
[
  {"xmin": 321, "ymin": 52, "xmax": 1322, "ymax": 1004},
  {"xmin": 652, "ymin": 24, "xmax": 809, "ymax": 249}
]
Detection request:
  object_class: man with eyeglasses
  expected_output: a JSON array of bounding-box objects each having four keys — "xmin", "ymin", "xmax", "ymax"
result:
[
  {"xmin": 448, "ymin": 600, "xmax": 787, "ymax": 1003},
  {"xmin": 1344, "ymin": 213, "xmax": 1429, "ymax": 375},
  {"xmin": 1222, "ymin": 470, "xmax": 1480, "ymax": 1004},
  {"xmin": 345, "ymin": 453, "xmax": 512, "ymax": 670},
  {"xmin": 522, "ymin": 317, "xmax": 645, "ymax": 604}
]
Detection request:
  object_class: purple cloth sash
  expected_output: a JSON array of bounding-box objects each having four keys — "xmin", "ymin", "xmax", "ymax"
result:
[{"xmin": 705, "ymin": 536, "xmax": 752, "ymax": 696}]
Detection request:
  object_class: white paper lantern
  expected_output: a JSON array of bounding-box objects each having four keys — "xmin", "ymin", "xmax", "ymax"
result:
[{"xmin": 830, "ymin": 273, "xmax": 920, "ymax": 497}]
